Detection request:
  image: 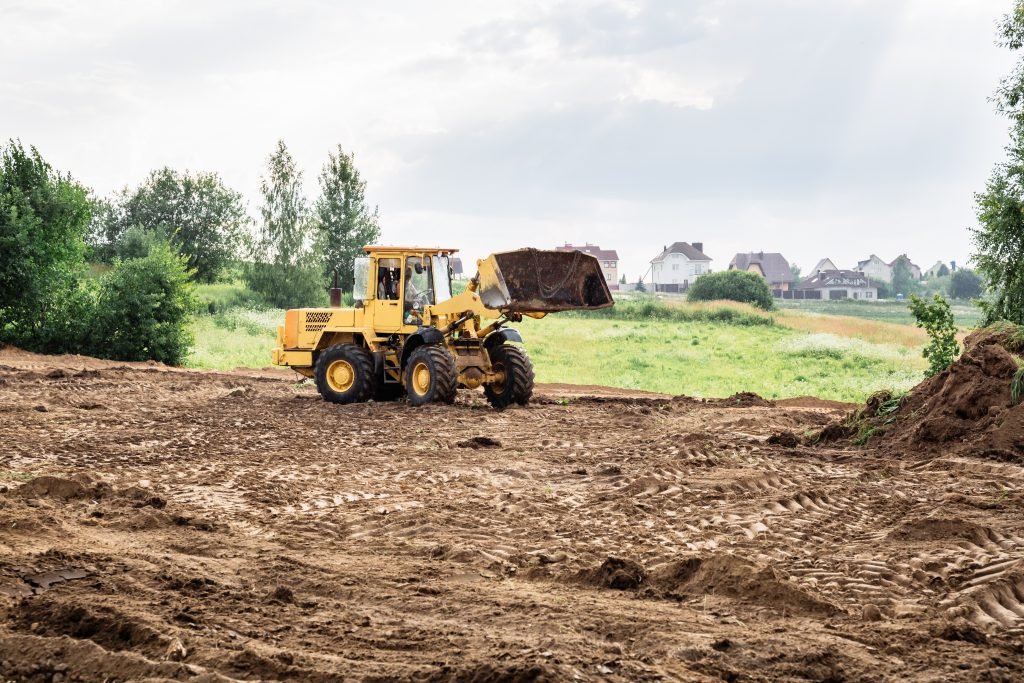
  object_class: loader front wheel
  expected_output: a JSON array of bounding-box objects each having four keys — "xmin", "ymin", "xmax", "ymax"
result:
[
  {"xmin": 484, "ymin": 345, "xmax": 534, "ymax": 410},
  {"xmin": 404, "ymin": 346, "xmax": 458, "ymax": 406},
  {"xmin": 315, "ymin": 344, "xmax": 374, "ymax": 404}
]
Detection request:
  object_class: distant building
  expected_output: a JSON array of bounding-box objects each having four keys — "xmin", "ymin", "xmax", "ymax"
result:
[
  {"xmin": 923, "ymin": 260, "xmax": 949, "ymax": 279},
  {"xmin": 557, "ymin": 243, "xmax": 619, "ymax": 291},
  {"xmin": 809, "ymin": 257, "xmax": 839, "ymax": 275},
  {"xmin": 649, "ymin": 242, "xmax": 712, "ymax": 293},
  {"xmin": 729, "ymin": 251, "xmax": 794, "ymax": 291},
  {"xmin": 855, "ymin": 254, "xmax": 922, "ymax": 284},
  {"xmin": 795, "ymin": 270, "xmax": 877, "ymax": 300},
  {"xmin": 451, "ymin": 257, "xmax": 465, "ymax": 280}
]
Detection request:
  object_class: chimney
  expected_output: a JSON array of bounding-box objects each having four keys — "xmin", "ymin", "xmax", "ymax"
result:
[{"xmin": 692, "ymin": 242, "xmax": 703, "ymax": 254}]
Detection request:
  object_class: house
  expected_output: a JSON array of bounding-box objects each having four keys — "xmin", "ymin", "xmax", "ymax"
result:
[
  {"xmin": 923, "ymin": 260, "xmax": 950, "ymax": 279},
  {"xmin": 796, "ymin": 270, "xmax": 878, "ymax": 300},
  {"xmin": 451, "ymin": 257, "xmax": 465, "ymax": 280},
  {"xmin": 649, "ymin": 242, "xmax": 712, "ymax": 293},
  {"xmin": 556, "ymin": 243, "xmax": 619, "ymax": 291},
  {"xmin": 809, "ymin": 257, "xmax": 839, "ymax": 275},
  {"xmin": 855, "ymin": 254, "xmax": 922, "ymax": 284},
  {"xmin": 729, "ymin": 251, "xmax": 794, "ymax": 292}
]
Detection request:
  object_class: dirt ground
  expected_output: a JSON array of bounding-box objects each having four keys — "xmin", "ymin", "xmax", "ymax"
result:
[{"xmin": 1, "ymin": 348, "xmax": 1023, "ymax": 682}]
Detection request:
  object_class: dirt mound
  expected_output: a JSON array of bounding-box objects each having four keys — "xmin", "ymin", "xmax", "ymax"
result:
[
  {"xmin": 577, "ymin": 557, "xmax": 647, "ymax": 590},
  {"xmin": 14, "ymin": 476, "xmax": 91, "ymax": 500},
  {"xmin": 720, "ymin": 392, "xmax": 775, "ymax": 407},
  {"xmin": 649, "ymin": 553, "xmax": 841, "ymax": 617},
  {"xmin": 888, "ymin": 518, "xmax": 997, "ymax": 545},
  {"xmin": 817, "ymin": 329, "xmax": 1024, "ymax": 458}
]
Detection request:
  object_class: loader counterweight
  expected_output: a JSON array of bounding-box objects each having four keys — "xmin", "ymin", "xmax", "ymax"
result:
[{"xmin": 271, "ymin": 246, "xmax": 614, "ymax": 408}]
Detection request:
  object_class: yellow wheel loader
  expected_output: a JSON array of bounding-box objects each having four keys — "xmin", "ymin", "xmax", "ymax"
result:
[{"xmin": 272, "ymin": 246, "xmax": 613, "ymax": 409}]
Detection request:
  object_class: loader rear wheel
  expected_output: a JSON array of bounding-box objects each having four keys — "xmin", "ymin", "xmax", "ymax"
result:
[
  {"xmin": 315, "ymin": 344, "xmax": 374, "ymax": 404},
  {"xmin": 404, "ymin": 346, "xmax": 457, "ymax": 407},
  {"xmin": 484, "ymin": 345, "xmax": 534, "ymax": 410}
]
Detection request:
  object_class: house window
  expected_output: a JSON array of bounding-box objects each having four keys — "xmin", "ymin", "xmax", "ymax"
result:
[{"xmin": 672, "ymin": 264, "xmax": 679, "ymax": 271}]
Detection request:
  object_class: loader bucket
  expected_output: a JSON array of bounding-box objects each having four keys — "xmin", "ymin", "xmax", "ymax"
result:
[{"xmin": 477, "ymin": 248, "xmax": 615, "ymax": 313}]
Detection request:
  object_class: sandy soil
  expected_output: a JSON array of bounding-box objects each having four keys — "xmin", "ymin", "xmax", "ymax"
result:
[{"xmin": 1, "ymin": 349, "xmax": 1023, "ymax": 682}]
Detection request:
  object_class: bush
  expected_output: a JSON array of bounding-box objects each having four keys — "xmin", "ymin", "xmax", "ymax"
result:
[
  {"xmin": 89, "ymin": 243, "xmax": 197, "ymax": 365},
  {"xmin": 0, "ymin": 140, "xmax": 91, "ymax": 348},
  {"xmin": 948, "ymin": 269, "xmax": 983, "ymax": 300},
  {"xmin": 113, "ymin": 225, "xmax": 168, "ymax": 261},
  {"xmin": 687, "ymin": 270, "xmax": 774, "ymax": 310},
  {"xmin": 566, "ymin": 297, "xmax": 773, "ymax": 327},
  {"xmin": 908, "ymin": 294, "xmax": 960, "ymax": 376},
  {"xmin": 243, "ymin": 262, "xmax": 326, "ymax": 309}
]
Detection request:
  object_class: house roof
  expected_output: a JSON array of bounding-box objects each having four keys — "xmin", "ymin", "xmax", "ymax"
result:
[
  {"xmin": 796, "ymin": 270, "xmax": 873, "ymax": 290},
  {"xmin": 729, "ymin": 252, "xmax": 794, "ymax": 283},
  {"xmin": 889, "ymin": 254, "xmax": 920, "ymax": 270},
  {"xmin": 650, "ymin": 242, "xmax": 711, "ymax": 263},
  {"xmin": 809, "ymin": 257, "xmax": 838, "ymax": 274},
  {"xmin": 557, "ymin": 244, "xmax": 619, "ymax": 261}
]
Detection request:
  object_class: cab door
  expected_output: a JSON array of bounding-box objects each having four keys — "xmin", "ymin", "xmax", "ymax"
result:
[{"xmin": 372, "ymin": 257, "xmax": 403, "ymax": 332}]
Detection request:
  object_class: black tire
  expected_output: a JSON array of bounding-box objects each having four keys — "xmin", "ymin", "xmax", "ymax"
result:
[
  {"xmin": 404, "ymin": 345, "xmax": 458, "ymax": 406},
  {"xmin": 484, "ymin": 345, "xmax": 534, "ymax": 409},
  {"xmin": 314, "ymin": 344, "xmax": 375, "ymax": 404}
]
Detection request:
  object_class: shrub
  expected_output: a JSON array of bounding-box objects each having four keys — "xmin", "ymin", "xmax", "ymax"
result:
[
  {"xmin": 243, "ymin": 262, "xmax": 326, "ymax": 309},
  {"xmin": 566, "ymin": 297, "xmax": 773, "ymax": 327},
  {"xmin": 908, "ymin": 294, "xmax": 960, "ymax": 376},
  {"xmin": 89, "ymin": 243, "xmax": 197, "ymax": 365},
  {"xmin": 113, "ymin": 225, "xmax": 168, "ymax": 261},
  {"xmin": 948, "ymin": 269, "xmax": 983, "ymax": 300},
  {"xmin": 687, "ymin": 270, "xmax": 774, "ymax": 310}
]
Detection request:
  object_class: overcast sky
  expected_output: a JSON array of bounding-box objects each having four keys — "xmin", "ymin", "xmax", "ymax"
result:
[{"xmin": 2, "ymin": 0, "xmax": 1016, "ymax": 280}]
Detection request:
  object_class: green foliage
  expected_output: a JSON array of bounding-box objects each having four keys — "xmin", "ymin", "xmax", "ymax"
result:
[
  {"xmin": 937, "ymin": 263, "xmax": 951, "ymax": 278},
  {"xmin": 90, "ymin": 242, "xmax": 197, "ymax": 365},
  {"xmin": 908, "ymin": 294, "xmax": 960, "ymax": 376},
  {"xmin": 790, "ymin": 263, "xmax": 802, "ymax": 282},
  {"xmin": 244, "ymin": 140, "xmax": 325, "ymax": 309},
  {"xmin": 687, "ymin": 270, "xmax": 774, "ymax": 310},
  {"xmin": 619, "ymin": 274, "xmax": 626, "ymax": 285},
  {"xmin": 973, "ymin": 4, "xmax": 1024, "ymax": 325},
  {"xmin": 635, "ymin": 278, "xmax": 646, "ymax": 293},
  {"xmin": 0, "ymin": 140, "xmax": 91, "ymax": 349},
  {"xmin": 91, "ymin": 168, "xmax": 248, "ymax": 283},
  {"xmin": 314, "ymin": 144, "xmax": 381, "ymax": 291},
  {"xmin": 113, "ymin": 225, "xmax": 168, "ymax": 261},
  {"xmin": 890, "ymin": 256, "xmax": 918, "ymax": 298},
  {"xmin": 566, "ymin": 297, "xmax": 773, "ymax": 327},
  {"xmin": 1011, "ymin": 365, "xmax": 1024, "ymax": 405},
  {"xmin": 948, "ymin": 268, "xmax": 983, "ymax": 300}
]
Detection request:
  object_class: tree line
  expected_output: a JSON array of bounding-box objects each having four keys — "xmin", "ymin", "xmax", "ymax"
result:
[{"xmin": 0, "ymin": 138, "xmax": 380, "ymax": 364}]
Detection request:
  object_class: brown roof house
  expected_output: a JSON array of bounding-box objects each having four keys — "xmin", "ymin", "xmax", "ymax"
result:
[
  {"xmin": 650, "ymin": 242, "xmax": 712, "ymax": 293},
  {"xmin": 729, "ymin": 252, "xmax": 794, "ymax": 292},
  {"xmin": 556, "ymin": 243, "xmax": 619, "ymax": 291},
  {"xmin": 796, "ymin": 269, "xmax": 877, "ymax": 301}
]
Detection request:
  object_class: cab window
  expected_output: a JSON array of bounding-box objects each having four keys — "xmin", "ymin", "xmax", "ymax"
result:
[{"xmin": 376, "ymin": 258, "xmax": 400, "ymax": 300}]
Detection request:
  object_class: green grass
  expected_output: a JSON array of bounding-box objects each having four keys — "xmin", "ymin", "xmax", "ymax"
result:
[
  {"xmin": 517, "ymin": 317, "xmax": 924, "ymax": 402},
  {"xmin": 776, "ymin": 298, "xmax": 983, "ymax": 329}
]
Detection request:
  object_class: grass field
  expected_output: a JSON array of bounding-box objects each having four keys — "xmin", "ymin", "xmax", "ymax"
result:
[
  {"xmin": 776, "ymin": 298, "xmax": 983, "ymax": 329},
  {"xmin": 187, "ymin": 287, "xmax": 928, "ymax": 402}
]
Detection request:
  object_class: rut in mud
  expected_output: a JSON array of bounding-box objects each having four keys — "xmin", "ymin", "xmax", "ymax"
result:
[{"xmin": 1, "ymin": 348, "xmax": 1023, "ymax": 681}]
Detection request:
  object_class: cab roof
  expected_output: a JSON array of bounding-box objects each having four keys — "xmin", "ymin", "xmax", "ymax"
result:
[{"xmin": 363, "ymin": 245, "xmax": 459, "ymax": 254}]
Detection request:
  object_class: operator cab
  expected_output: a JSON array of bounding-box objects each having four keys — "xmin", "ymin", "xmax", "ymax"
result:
[{"xmin": 355, "ymin": 247, "xmax": 457, "ymax": 328}]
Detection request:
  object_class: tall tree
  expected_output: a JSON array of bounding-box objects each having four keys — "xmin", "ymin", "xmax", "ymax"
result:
[
  {"xmin": 949, "ymin": 268, "xmax": 984, "ymax": 300},
  {"xmin": 91, "ymin": 168, "xmax": 248, "ymax": 283},
  {"xmin": 244, "ymin": 140, "xmax": 325, "ymax": 308},
  {"xmin": 314, "ymin": 145, "xmax": 381, "ymax": 290},
  {"xmin": 0, "ymin": 140, "xmax": 91, "ymax": 346},
  {"xmin": 973, "ymin": 2, "xmax": 1024, "ymax": 324}
]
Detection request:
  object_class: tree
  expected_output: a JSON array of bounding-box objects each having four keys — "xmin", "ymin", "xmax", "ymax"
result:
[
  {"xmin": 93, "ymin": 168, "xmax": 248, "ymax": 283},
  {"xmin": 89, "ymin": 241, "xmax": 197, "ymax": 365},
  {"xmin": 891, "ymin": 257, "xmax": 916, "ymax": 297},
  {"xmin": 244, "ymin": 140, "xmax": 325, "ymax": 308},
  {"xmin": 314, "ymin": 145, "xmax": 381, "ymax": 291},
  {"xmin": 0, "ymin": 140, "xmax": 91, "ymax": 348},
  {"xmin": 790, "ymin": 263, "xmax": 802, "ymax": 282},
  {"xmin": 937, "ymin": 263, "xmax": 951, "ymax": 278},
  {"xmin": 973, "ymin": 2, "xmax": 1024, "ymax": 325},
  {"xmin": 635, "ymin": 278, "xmax": 646, "ymax": 293},
  {"xmin": 949, "ymin": 268, "xmax": 984, "ymax": 299},
  {"xmin": 687, "ymin": 270, "xmax": 774, "ymax": 310},
  {"xmin": 908, "ymin": 294, "xmax": 960, "ymax": 376},
  {"xmin": 619, "ymin": 274, "xmax": 627, "ymax": 285}
]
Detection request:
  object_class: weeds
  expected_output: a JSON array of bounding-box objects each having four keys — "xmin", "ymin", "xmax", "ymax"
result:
[
  {"xmin": 853, "ymin": 425, "xmax": 880, "ymax": 446},
  {"xmin": 1012, "ymin": 365, "xmax": 1024, "ymax": 405}
]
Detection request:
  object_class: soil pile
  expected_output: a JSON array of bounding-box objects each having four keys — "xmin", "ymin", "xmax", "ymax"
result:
[{"xmin": 819, "ymin": 326, "xmax": 1024, "ymax": 460}]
